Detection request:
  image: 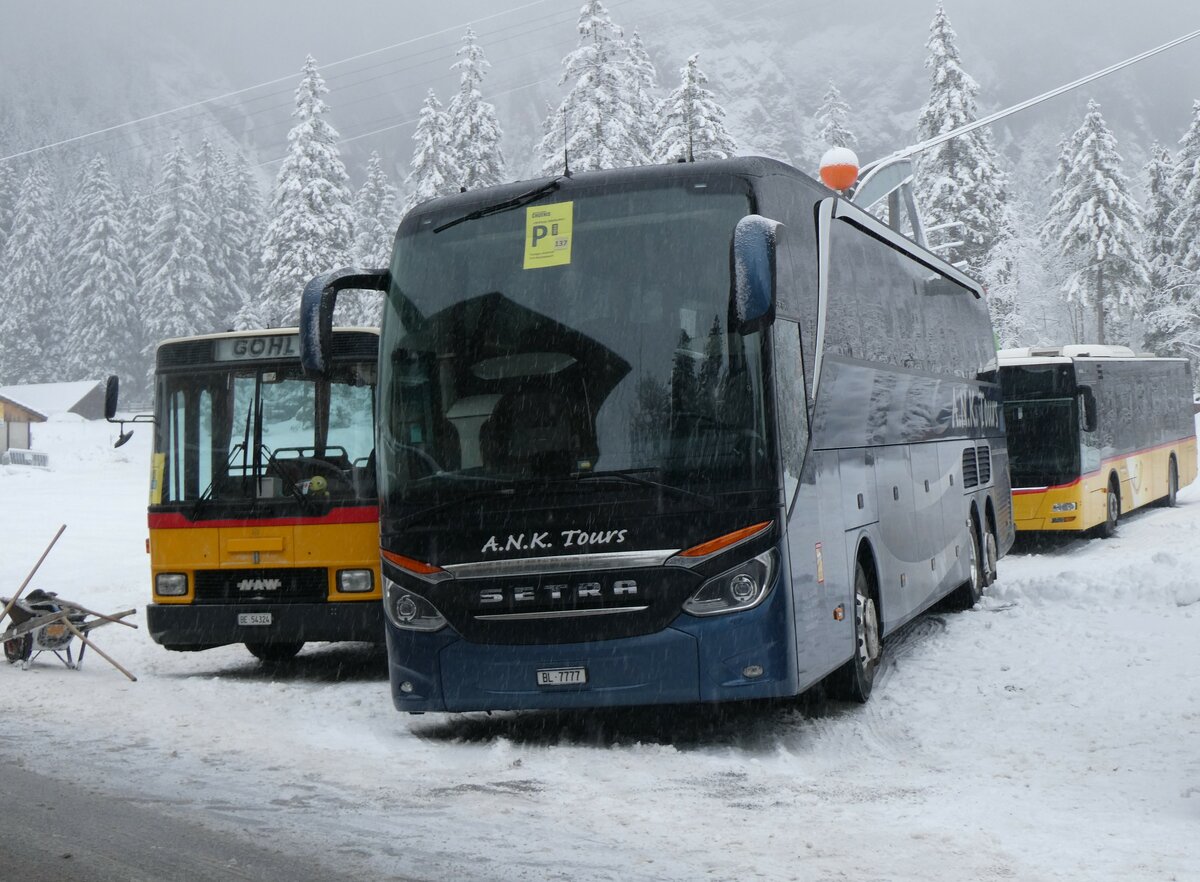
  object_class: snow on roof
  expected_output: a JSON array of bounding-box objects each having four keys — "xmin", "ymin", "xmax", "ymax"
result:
[
  {"xmin": 0, "ymin": 380, "xmax": 104, "ymax": 419},
  {"xmin": 998, "ymin": 344, "xmax": 1150, "ymax": 363}
]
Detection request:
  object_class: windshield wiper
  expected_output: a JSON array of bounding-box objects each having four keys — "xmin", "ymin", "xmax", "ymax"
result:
[
  {"xmin": 432, "ymin": 178, "xmax": 563, "ymax": 234},
  {"xmin": 571, "ymin": 469, "xmax": 717, "ymax": 510}
]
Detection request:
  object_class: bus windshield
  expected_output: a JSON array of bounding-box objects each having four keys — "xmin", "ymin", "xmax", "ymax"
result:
[
  {"xmin": 379, "ymin": 176, "xmax": 772, "ymax": 521},
  {"xmin": 1003, "ymin": 397, "xmax": 1080, "ymax": 487},
  {"xmin": 1000, "ymin": 362, "xmax": 1081, "ymax": 487},
  {"xmin": 154, "ymin": 363, "xmax": 376, "ymax": 507}
]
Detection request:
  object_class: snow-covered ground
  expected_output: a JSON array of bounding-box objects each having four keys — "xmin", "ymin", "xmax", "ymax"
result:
[{"xmin": 2, "ymin": 418, "xmax": 1198, "ymax": 881}]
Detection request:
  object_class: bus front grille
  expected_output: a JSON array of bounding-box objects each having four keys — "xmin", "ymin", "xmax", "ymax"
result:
[
  {"xmin": 437, "ymin": 567, "xmax": 700, "ymax": 645},
  {"xmin": 192, "ymin": 568, "xmax": 328, "ymax": 603}
]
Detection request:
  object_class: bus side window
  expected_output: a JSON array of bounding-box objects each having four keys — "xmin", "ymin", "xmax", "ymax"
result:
[{"xmin": 774, "ymin": 320, "xmax": 808, "ymax": 512}]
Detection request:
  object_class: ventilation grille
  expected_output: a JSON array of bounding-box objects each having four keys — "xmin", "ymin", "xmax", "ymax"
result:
[
  {"xmin": 976, "ymin": 445, "xmax": 992, "ymax": 485},
  {"xmin": 192, "ymin": 568, "xmax": 328, "ymax": 604},
  {"xmin": 962, "ymin": 448, "xmax": 979, "ymax": 489}
]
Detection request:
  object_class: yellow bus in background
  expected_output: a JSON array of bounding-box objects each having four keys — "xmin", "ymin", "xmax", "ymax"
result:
[
  {"xmin": 111, "ymin": 327, "xmax": 383, "ymax": 661},
  {"xmin": 998, "ymin": 345, "xmax": 1196, "ymax": 537}
]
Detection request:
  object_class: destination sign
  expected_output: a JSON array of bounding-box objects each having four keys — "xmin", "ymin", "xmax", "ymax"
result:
[{"xmin": 214, "ymin": 334, "xmax": 300, "ymax": 362}]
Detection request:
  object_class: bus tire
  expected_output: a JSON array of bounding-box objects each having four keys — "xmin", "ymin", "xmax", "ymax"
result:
[
  {"xmin": 948, "ymin": 515, "xmax": 985, "ymax": 610},
  {"xmin": 246, "ymin": 641, "xmax": 304, "ymax": 662},
  {"xmin": 1157, "ymin": 457, "xmax": 1178, "ymax": 508},
  {"xmin": 1098, "ymin": 476, "xmax": 1120, "ymax": 538},
  {"xmin": 827, "ymin": 561, "xmax": 882, "ymax": 703},
  {"xmin": 983, "ymin": 519, "xmax": 999, "ymax": 587}
]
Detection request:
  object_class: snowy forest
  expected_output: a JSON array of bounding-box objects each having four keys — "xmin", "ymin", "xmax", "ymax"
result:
[{"xmin": 2, "ymin": 0, "xmax": 1200, "ymax": 399}]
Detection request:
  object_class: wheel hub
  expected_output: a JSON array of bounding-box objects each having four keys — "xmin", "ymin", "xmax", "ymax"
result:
[{"xmin": 857, "ymin": 594, "xmax": 881, "ymax": 665}]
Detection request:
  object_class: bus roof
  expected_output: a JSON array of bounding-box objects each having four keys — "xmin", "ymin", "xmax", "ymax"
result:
[
  {"xmin": 156, "ymin": 326, "xmax": 378, "ymax": 351},
  {"xmin": 997, "ymin": 344, "xmax": 1184, "ymax": 365},
  {"xmin": 401, "ymin": 155, "xmax": 825, "ymax": 223}
]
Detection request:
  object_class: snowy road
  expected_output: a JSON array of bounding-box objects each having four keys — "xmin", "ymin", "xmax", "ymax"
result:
[{"xmin": 2, "ymin": 419, "xmax": 1198, "ymax": 881}]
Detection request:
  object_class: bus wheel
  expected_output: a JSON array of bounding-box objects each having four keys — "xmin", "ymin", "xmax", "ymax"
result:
[
  {"xmin": 983, "ymin": 524, "xmax": 999, "ymax": 587},
  {"xmin": 1098, "ymin": 477, "xmax": 1120, "ymax": 538},
  {"xmin": 1158, "ymin": 457, "xmax": 1179, "ymax": 508},
  {"xmin": 949, "ymin": 517, "xmax": 984, "ymax": 609},
  {"xmin": 828, "ymin": 563, "xmax": 882, "ymax": 703},
  {"xmin": 246, "ymin": 642, "xmax": 304, "ymax": 662}
]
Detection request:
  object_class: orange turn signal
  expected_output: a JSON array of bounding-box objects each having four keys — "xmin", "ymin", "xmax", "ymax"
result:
[
  {"xmin": 678, "ymin": 521, "xmax": 772, "ymax": 558},
  {"xmin": 381, "ymin": 550, "xmax": 444, "ymax": 575}
]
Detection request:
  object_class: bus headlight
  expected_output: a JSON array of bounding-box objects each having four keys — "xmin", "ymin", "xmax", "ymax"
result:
[
  {"xmin": 337, "ymin": 569, "xmax": 374, "ymax": 593},
  {"xmin": 155, "ymin": 573, "xmax": 188, "ymax": 596},
  {"xmin": 683, "ymin": 550, "xmax": 777, "ymax": 617},
  {"xmin": 1051, "ymin": 502, "xmax": 1078, "ymax": 512},
  {"xmin": 384, "ymin": 576, "xmax": 447, "ymax": 632}
]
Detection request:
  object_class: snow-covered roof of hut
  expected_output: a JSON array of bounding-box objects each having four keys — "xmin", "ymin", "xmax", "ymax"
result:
[{"xmin": 0, "ymin": 380, "xmax": 106, "ymax": 421}]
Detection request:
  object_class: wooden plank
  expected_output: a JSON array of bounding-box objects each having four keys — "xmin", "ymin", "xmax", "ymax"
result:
[{"xmin": 0, "ymin": 524, "xmax": 66, "ymax": 627}]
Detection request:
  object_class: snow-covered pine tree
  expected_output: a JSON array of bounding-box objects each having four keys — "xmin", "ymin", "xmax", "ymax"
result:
[
  {"xmin": 815, "ymin": 79, "xmax": 856, "ymax": 149},
  {"xmin": 194, "ymin": 139, "xmax": 246, "ymax": 329},
  {"xmin": 1173, "ymin": 99, "xmax": 1200, "ymax": 195},
  {"xmin": 1163, "ymin": 104, "xmax": 1200, "ymax": 370},
  {"xmin": 446, "ymin": 27, "xmax": 506, "ymax": 191},
  {"xmin": 913, "ymin": 3, "xmax": 1008, "ymax": 275},
  {"xmin": 346, "ymin": 151, "xmax": 397, "ymax": 325},
  {"xmin": 978, "ymin": 199, "xmax": 1052, "ymax": 348},
  {"xmin": 353, "ymin": 151, "xmax": 397, "ymax": 268},
  {"xmin": 0, "ymin": 160, "xmax": 22, "ymax": 255},
  {"xmin": 59, "ymin": 155, "xmax": 139, "ymax": 389},
  {"xmin": 0, "ymin": 160, "xmax": 56, "ymax": 383},
  {"xmin": 255, "ymin": 56, "xmax": 354, "ymax": 328},
  {"xmin": 539, "ymin": 0, "xmax": 644, "ymax": 174},
  {"xmin": 53, "ymin": 159, "xmax": 98, "ymax": 357},
  {"xmin": 626, "ymin": 31, "xmax": 662, "ymax": 163},
  {"xmin": 1047, "ymin": 100, "xmax": 1148, "ymax": 345},
  {"xmin": 143, "ymin": 138, "xmax": 218, "ymax": 358},
  {"xmin": 1042, "ymin": 125, "xmax": 1090, "ymax": 246},
  {"xmin": 403, "ymin": 90, "xmax": 458, "ymax": 214},
  {"xmin": 1141, "ymin": 143, "xmax": 1188, "ymax": 355},
  {"xmin": 652, "ymin": 53, "xmax": 737, "ymax": 163},
  {"xmin": 124, "ymin": 188, "xmax": 155, "ymax": 291},
  {"xmin": 223, "ymin": 154, "xmax": 263, "ymax": 327}
]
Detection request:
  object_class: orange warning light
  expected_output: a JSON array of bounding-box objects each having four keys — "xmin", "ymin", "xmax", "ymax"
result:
[{"xmin": 819, "ymin": 147, "xmax": 859, "ymax": 191}]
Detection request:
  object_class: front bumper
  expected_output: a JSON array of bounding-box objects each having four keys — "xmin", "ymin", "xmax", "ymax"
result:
[
  {"xmin": 146, "ymin": 600, "xmax": 385, "ymax": 650},
  {"xmin": 385, "ymin": 578, "xmax": 796, "ymax": 712}
]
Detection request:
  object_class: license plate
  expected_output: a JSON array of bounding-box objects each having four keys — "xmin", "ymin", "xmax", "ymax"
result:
[
  {"xmin": 536, "ymin": 667, "xmax": 587, "ymax": 687},
  {"xmin": 237, "ymin": 612, "xmax": 272, "ymax": 626}
]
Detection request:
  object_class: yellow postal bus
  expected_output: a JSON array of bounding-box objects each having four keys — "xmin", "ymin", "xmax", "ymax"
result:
[
  {"xmin": 111, "ymin": 327, "xmax": 383, "ymax": 661},
  {"xmin": 998, "ymin": 345, "xmax": 1196, "ymax": 536}
]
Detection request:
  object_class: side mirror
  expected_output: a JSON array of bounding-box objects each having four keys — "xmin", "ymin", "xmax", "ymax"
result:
[
  {"xmin": 299, "ymin": 267, "xmax": 389, "ymax": 377},
  {"xmin": 104, "ymin": 375, "xmax": 119, "ymax": 420},
  {"xmin": 104, "ymin": 374, "xmax": 154, "ymax": 447},
  {"xmin": 1078, "ymin": 385, "xmax": 1097, "ymax": 433},
  {"xmin": 730, "ymin": 215, "xmax": 780, "ymax": 334}
]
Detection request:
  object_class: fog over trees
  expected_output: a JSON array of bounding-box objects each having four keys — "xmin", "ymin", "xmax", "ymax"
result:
[{"xmin": 3, "ymin": 0, "xmax": 1200, "ymax": 393}]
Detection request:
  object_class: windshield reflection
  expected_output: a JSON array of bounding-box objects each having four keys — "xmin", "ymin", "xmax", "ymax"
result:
[{"xmin": 380, "ymin": 178, "xmax": 771, "ymax": 520}]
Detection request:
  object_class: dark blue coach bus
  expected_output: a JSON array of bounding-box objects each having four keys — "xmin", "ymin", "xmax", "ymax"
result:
[{"xmin": 300, "ymin": 156, "xmax": 1013, "ymax": 712}]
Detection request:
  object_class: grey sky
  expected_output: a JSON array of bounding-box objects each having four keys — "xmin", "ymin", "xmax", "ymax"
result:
[{"xmin": 3, "ymin": 0, "xmax": 1199, "ymax": 177}]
